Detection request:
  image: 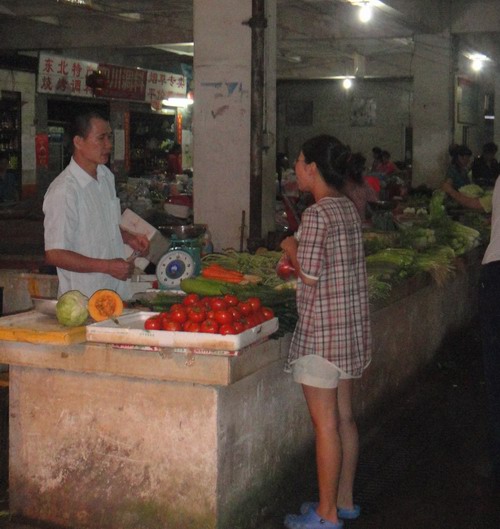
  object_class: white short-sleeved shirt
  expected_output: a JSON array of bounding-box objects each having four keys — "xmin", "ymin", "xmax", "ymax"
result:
[{"xmin": 43, "ymin": 158, "xmax": 131, "ymax": 299}]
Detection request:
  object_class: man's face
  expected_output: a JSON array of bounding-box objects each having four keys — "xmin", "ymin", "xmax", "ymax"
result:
[{"xmin": 76, "ymin": 117, "xmax": 113, "ymax": 166}]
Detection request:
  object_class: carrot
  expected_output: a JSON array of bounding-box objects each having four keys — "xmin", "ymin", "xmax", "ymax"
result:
[
  {"xmin": 201, "ymin": 270, "xmax": 243, "ymax": 283},
  {"xmin": 202, "ymin": 268, "xmax": 243, "ymax": 279},
  {"xmin": 201, "ymin": 264, "xmax": 244, "ymax": 283}
]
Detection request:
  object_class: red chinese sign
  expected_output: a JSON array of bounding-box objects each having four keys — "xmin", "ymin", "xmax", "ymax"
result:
[
  {"xmin": 98, "ymin": 64, "xmax": 147, "ymax": 101},
  {"xmin": 35, "ymin": 134, "xmax": 49, "ymax": 168}
]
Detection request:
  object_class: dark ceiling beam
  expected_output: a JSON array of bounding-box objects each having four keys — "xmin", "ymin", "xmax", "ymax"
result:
[
  {"xmin": 377, "ymin": 0, "xmax": 449, "ymax": 34},
  {"xmin": 0, "ymin": 17, "xmax": 192, "ymax": 51}
]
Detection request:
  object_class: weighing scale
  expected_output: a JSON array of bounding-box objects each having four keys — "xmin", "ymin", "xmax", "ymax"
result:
[{"xmin": 155, "ymin": 224, "xmax": 207, "ymax": 289}]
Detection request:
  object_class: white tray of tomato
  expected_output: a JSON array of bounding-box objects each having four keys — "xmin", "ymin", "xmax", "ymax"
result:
[{"xmin": 86, "ymin": 293, "xmax": 278, "ymax": 351}]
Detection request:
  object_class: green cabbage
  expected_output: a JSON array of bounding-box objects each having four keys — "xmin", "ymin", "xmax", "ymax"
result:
[
  {"xmin": 56, "ymin": 290, "xmax": 89, "ymax": 327},
  {"xmin": 458, "ymin": 184, "xmax": 484, "ymax": 198}
]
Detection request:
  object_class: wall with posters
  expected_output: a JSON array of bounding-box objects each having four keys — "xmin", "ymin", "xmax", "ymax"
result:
[{"xmin": 277, "ymin": 78, "xmax": 413, "ymax": 169}]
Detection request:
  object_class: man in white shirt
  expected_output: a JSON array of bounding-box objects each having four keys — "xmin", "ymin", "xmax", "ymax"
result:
[{"xmin": 43, "ymin": 111, "xmax": 149, "ymax": 298}]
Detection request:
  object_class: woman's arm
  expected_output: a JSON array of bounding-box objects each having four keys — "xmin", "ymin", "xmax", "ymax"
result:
[
  {"xmin": 280, "ymin": 236, "xmax": 318, "ymax": 286},
  {"xmin": 441, "ymin": 179, "xmax": 484, "ymax": 210}
]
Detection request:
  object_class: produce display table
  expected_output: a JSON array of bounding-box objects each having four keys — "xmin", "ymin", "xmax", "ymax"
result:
[
  {"xmin": 0, "ymin": 248, "xmax": 482, "ymax": 529},
  {"xmin": 0, "ymin": 331, "xmax": 311, "ymax": 529}
]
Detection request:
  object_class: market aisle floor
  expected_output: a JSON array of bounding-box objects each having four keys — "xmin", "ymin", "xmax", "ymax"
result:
[{"xmin": 1, "ymin": 320, "xmax": 499, "ymax": 529}]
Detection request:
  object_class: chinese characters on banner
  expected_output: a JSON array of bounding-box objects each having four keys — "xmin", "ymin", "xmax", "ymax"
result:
[
  {"xmin": 37, "ymin": 53, "xmax": 186, "ymax": 103},
  {"xmin": 38, "ymin": 53, "xmax": 98, "ymax": 98},
  {"xmin": 145, "ymin": 68, "xmax": 186, "ymax": 106},
  {"xmin": 98, "ymin": 64, "xmax": 147, "ymax": 101}
]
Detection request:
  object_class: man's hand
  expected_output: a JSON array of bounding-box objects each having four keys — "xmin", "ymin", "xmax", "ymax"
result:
[
  {"xmin": 106, "ymin": 258, "xmax": 135, "ymax": 280},
  {"xmin": 120, "ymin": 228, "xmax": 150, "ymax": 257}
]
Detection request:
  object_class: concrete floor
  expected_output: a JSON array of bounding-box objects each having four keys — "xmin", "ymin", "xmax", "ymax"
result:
[{"xmin": 0, "ymin": 320, "xmax": 498, "ymax": 528}]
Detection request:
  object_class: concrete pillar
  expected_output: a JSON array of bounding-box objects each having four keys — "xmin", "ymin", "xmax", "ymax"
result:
[
  {"xmin": 192, "ymin": 0, "xmax": 276, "ymax": 251},
  {"xmin": 412, "ymin": 33, "xmax": 455, "ymax": 188}
]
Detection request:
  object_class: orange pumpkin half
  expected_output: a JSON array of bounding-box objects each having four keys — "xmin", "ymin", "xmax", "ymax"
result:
[{"xmin": 88, "ymin": 289, "xmax": 124, "ymax": 322}]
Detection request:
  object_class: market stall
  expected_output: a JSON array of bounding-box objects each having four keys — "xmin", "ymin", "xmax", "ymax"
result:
[{"xmin": 0, "ymin": 187, "xmax": 489, "ymax": 528}]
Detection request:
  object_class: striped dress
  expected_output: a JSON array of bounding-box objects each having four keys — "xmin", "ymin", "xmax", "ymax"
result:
[{"xmin": 288, "ymin": 196, "xmax": 372, "ymax": 377}]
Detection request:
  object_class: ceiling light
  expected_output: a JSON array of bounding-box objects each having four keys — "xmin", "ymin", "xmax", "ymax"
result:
[
  {"xmin": 162, "ymin": 97, "xmax": 193, "ymax": 108},
  {"xmin": 57, "ymin": 0, "xmax": 93, "ymax": 5},
  {"xmin": 471, "ymin": 58, "xmax": 483, "ymax": 72},
  {"xmin": 117, "ymin": 13, "xmax": 143, "ymax": 22},
  {"xmin": 359, "ymin": 3, "xmax": 373, "ymax": 23},
  {"xmin": 343, "ymin": 78, "xmax": 353, "ymax": 90}
]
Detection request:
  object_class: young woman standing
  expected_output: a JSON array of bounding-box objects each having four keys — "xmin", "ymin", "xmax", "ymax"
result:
[{"xmin": 281, "ymin": 135, "xmax": 372, "ymax": 529}]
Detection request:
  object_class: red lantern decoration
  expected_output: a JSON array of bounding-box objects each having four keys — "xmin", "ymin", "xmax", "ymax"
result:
[{"xmin": 86, "ymin": 70, "xmax": 108, "ymax": 96}]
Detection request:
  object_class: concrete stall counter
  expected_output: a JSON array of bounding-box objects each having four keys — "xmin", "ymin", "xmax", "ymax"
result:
[{"xmin": 0, "ymin": 249, "xmax": 481, "ymax": 529}]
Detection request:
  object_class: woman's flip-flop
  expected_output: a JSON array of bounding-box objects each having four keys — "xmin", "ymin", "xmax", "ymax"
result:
[
  {"xmin": 284, "ymin": 508, "xmax": 344, "ymax": 529},
  {"xmin": 299, "ymin": 501, "xmax": 361, "ymax": 520}
]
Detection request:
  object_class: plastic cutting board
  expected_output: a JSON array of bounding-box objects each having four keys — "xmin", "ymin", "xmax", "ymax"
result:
[{"xmin": 0, "ymin": 310, "xmax": 87, "ymax": 344}]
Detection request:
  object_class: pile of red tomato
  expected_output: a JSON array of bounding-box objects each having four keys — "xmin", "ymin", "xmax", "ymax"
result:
[{"xmin": 143, "ymin": 293, "xmax": 275, "ymax": 335}]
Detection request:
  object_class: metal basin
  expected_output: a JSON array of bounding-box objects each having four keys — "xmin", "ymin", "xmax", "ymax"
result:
[
  {"xmin": 32, "ymin": 297, "xmax": 58, "ymax": 316},
  {"xmin": 158, "ymin": 224, "xmax": 207, "ymax": 240}
]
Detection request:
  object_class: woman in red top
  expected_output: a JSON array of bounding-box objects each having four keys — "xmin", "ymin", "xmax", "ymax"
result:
[
  {"xmin": 378, "ymin": 150, "xmax": 398, "ymax": 176},
  {"xmin": 341, "ymin": 153, "xmax": 379, "ymax": 222}
]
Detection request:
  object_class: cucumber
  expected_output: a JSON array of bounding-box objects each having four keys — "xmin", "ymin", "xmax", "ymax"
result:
[{"xmin": 180, "ymin": 277, "xmax": 228, "ymax": 297}]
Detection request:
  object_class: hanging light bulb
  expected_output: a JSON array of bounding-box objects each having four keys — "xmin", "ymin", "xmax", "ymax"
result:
[
  {"xmin": 343, "ymin": 78, "xmax": 353, "ymax": 90},
  {"xmin": 471, "ymin": 58, "xmax": 483, "ymax": 72},
  {"xmin": 359, "ymin": 3, "xmax": 373, "ymax": 23}
]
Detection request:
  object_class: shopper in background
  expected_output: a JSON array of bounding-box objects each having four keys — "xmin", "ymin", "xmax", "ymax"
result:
[
  {"xmin": 446, "ymin": 144, "xmax": 473, "ymax": 190},
  {"xmin": 472, "ymin": 142, "xmax": 500, "ymax": 188},
  {"xmin": 341, "ymin": 153, "xmax": 378, "ymax": 223},
  {"xmin": 478, "ymin": 173, "xmax": 500, "ymax": 495},
  {"xmin": 281, "ymin": 135, "xmax": 372, "ymax": 529},
  {"xmin": 378, "ymin": 150, "xmax": 398, "ymax": 176},
  {"xmin": 167, "ymin": 142, "xmax": 183, "ymax": 175},
  {"xmin": 370, "ymin": 146, "xmax": 383, "ymax": 172},
  {"xmin": 0, "ymin": 152, "xmax": 19, "ymax": 203},
  {"xmin": 43, "ymin": 111, "xmax": 149, "ymax": 298},
  {"xmin": 441, "ymin": 179, "xmax": 492, "ymax": 213}
]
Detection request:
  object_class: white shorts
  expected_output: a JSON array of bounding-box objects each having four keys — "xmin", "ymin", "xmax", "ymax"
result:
[{"xmin": 292, "ymin": 354, "xmax": 356, "ymax": 389}]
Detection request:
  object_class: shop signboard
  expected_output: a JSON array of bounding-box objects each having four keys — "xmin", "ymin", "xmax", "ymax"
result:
[
  {"xmin": 37, "ymin": 52, "xmax": 186, "ymax": 104},
  {"xmin": 98, "ymin": 64, "xmax": 147, "ymax": 101},
  {"xmin": 38, "ymin": 52, "xmax": 97, "ymax": 98},
  {"xmin": 145, "ymin": 69, "xmax": 186, "ymax": 106}
]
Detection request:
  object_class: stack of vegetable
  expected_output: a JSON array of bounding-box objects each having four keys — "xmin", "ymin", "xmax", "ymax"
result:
[
  {"xmin": 143, "ymin": 293, "xmax": 275, "ymax": 335},
  {"xmin": 201, "ymin": 249, "xmax": 288, "ymax": 288},
  {"xmin": 365, "ymin": 248, "xmax": 418, "ymax": 282},
  {"xmin": 178, "ymin": 278, "xmax": 298, "ymax": 336},
  {"xmin": 56, "ymin": 289, "xmax": 124, "ymax": 327}
]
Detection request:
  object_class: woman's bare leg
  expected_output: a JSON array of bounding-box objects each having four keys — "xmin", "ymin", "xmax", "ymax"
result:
[
  {"xmin": 336, "ymin": 378, "xmax": 358, "ymax": 509},
  {"xmin": 302, "ymin": 384, "xmax": 341, "ymax": 524}
]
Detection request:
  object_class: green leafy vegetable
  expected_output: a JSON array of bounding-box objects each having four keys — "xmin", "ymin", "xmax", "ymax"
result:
[{"xmin": 56, "ymin": 290, "xmax": 89, "ymax": 327}]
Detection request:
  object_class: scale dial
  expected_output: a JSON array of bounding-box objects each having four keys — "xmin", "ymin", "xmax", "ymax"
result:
[{"xmin": 156, "ymin": 250, "xmax": 196, "ymax": 289}]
